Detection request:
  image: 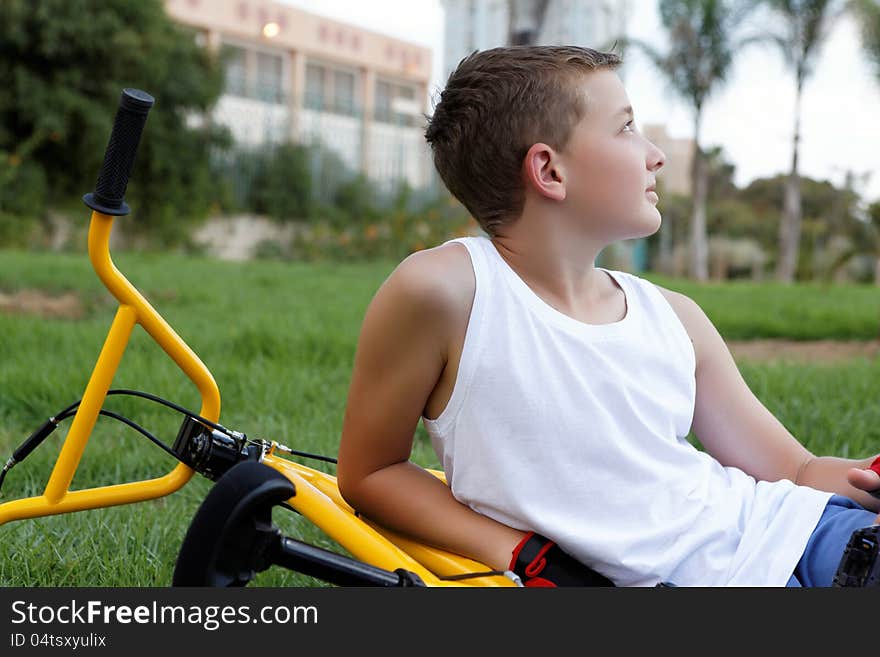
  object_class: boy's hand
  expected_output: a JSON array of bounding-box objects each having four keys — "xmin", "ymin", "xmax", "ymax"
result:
[
  {"xmin": 845, "ymin": 455, "xmax": 880, "ymax": 518},
  {"xmin": 509, "ymin": 531, "xmax": 614, "ymax": 587}
]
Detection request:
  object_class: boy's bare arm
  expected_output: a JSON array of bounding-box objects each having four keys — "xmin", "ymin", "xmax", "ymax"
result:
[
  {"xmin": 661, "ymin": 287, "xmax": 880, "ymax": 511},
  {"xmin": 336, "ymin": 250, "xmax": 526, "ymax": 571}
]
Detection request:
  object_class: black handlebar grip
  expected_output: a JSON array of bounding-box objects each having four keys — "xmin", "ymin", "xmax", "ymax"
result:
[{"xmin": 82, "ymin": 88, "xmax": 155, "ymax": 216}]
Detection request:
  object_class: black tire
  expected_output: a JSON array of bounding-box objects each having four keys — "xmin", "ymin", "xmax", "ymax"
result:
[{"xmin": 172, "ymin": 460, "xmax": 296, "ymax": 586}]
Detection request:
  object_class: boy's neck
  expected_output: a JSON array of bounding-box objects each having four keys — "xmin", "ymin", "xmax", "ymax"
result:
[{"xmin": 489, "ymin": 224, "xmax": 614, "ymax": 311}]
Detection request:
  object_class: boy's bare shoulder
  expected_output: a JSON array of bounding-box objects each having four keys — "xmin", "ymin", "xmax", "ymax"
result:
[
  {"xmin": 651, "ymin": 282, "xmax": 690, "ymax": 313},
  {"xmin": 651, "ymin": 282, "xmax": 701, "ymax": 360},
  {"xmin": 384, "ymin": 242, "xmax": 475, "ymax": 360},
  {"xmin": 392, "ymin": 241, "xmax": 475, "ymax": 312}
]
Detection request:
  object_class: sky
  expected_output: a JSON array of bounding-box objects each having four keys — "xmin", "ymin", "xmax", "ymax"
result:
[{"xmin": 277, "ymin": 0, "xmax": 880, "ymax": 204}]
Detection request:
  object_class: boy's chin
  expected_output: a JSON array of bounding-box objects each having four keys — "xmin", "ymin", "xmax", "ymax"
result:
[
  {"xmin": 626, "ymin": 211, "xmax": 662, "ymax": 240},
  {"xmin": 647, "ymin": 212, "xmax": 663, "ymax": 234}
]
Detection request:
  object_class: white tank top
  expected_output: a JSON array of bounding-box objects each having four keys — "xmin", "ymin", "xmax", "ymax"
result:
[{"xmin": 421, "ymin": 236, "xmax": 833, "ymax": 586}]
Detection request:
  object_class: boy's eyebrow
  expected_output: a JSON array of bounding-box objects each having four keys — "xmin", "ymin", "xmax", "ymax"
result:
[{"xmin": 617, "ymin": 105, "xmax": 634, "ymax": 117}]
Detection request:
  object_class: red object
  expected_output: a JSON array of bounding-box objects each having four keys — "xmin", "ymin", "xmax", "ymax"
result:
[
  {"xmin": 524, "ymin": 539, "xmax": 554, "ymax": 577},
  {"xmin": 509, "ymin": 531, "xmax": 559, "ymax": 587},
  {"xmin": 869, "ymin": 455, "xmax": 880, "ymax": 477},
  {"xmin": 509, "ymin": 531, "xmax": 535, "ymax": 571}
]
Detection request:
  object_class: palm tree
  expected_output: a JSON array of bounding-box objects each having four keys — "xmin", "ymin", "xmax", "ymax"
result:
[
  {"xmin": 754, "ymin": 1, "xmax": 850, "ymax": 283},
  {"xmin": 852, "ymin": 0, "xmax": 880, "ymax": 79},
  {"xmin": 853, "ymin": 0, "xmax": 880, "ymax": 280},
  {"xmin": 607, "ymin": 0, "xmax": 761, "ymax": 282}
]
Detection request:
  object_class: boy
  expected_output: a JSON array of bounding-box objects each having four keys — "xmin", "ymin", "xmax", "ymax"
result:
[{"xmin": 336, "ymin": 45, "xmax": 880, "ymax": 587}]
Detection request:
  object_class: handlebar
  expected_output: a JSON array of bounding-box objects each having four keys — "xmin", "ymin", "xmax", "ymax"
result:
[
  {"xmin": 82, "ymin": 88, "xmax": 155, "ymax": 216},
  {"xmin": 0, "ymin": 86, "xmax": 223, "ymax": 525}
]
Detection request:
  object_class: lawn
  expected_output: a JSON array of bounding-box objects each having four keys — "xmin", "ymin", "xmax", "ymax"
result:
[{"xmin": 1, "ymin": 249, "xmax": 879, "ymax": 586}]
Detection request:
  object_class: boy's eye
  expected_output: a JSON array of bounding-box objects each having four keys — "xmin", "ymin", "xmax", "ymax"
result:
[{"xmin": 623, "ymin": 119, "xmax": 635, "ymax": 132}]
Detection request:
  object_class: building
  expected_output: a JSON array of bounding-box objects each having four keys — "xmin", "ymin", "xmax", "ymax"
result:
[
  {"xmin": 441, "ymin": 0, "xmax": 629, "ymax": 81},
  {"xmin": 439, "ymin": 0, "xmax": 697, "ymax": 272},
  {"xmin": 642, "ymin": 123, "xmax": 693, "ymax": 197},
  {"xmin": 164, "ymin": 0, "xmax": 433, "ymax": 198}
]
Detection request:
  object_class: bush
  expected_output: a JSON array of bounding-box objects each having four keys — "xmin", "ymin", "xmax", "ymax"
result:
[
  {"xmin": 250, "ymin": 142, "xmax": 312, "ymax": 222},
  {"xmin": 289, "ymin": 186, "xmax": 479, "ymax": 262},
  {"xmin": 331, "ymin": 174, "xmax": 382, "ymax": 228}
]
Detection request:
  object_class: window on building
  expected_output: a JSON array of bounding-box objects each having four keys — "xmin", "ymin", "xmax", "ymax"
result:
[
  {"xmin": 305, "ymin": 63, "xmax": 324, "ymax": 109},
  {"xmin": 256, "ymin": 52, "xmax": 284, "ymax": 103},
  {"xmin": 374, "ymin": 79, "xmax": 420, "ymax": 126},
  {"xmin": 304, "ymin": 61, "xmax": 360, "ymax": 116},
  {"xmin": 305, "ymin": 63, "xmax": 325, "ymax": 110},
  {"xmin": 375, "ymin": 79, "xmax": 391, "ymax": 117},
  {"xmin": 220, "ymin": 41, "xmax": 285, "ymax": 103},
  {"xmin": 222, "ymin": 44, "xmax": 247, "ymax": 98},
  {"xmin": 333, "ymin": 70, "xmax": 355, "ymax": 116}
]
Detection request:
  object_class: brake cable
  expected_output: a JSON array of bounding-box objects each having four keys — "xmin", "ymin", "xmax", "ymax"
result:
[{"xmin": 0, "ymin": 389, "xmax": 335, "ymax": 495}]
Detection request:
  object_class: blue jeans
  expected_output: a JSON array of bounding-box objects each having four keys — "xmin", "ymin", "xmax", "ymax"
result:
[{"xmin": 786, "ymin": 494, "xmax": 878, "ymax": 587}]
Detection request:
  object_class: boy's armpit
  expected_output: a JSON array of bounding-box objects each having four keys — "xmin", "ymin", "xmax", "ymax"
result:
[{"xmin": 654, "ymin": 285, "xmax": 813, "ymax": 485}]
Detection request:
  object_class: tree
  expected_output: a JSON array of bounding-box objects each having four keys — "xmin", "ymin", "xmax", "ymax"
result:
[
  {"xmin": 609, "ymin": 0, "xmax": 762, "ymax": 282},
  {"xmin": 823, "ymin": 199, "xmax": 880, "ymax": 283},
  {"xmin": 852, "ymin": 0, "xmax": 880, "ymax": 78},
  {"xmin": 749, "ymin": 0, "xmax": 850, "ymax": 282},
  {"xmin": 0, "ymin": 0, "xmax": 229, "ymax": 244},
  {"xmin": 738, "ymin": 172, "xmax": 866, "ymax": 278}
]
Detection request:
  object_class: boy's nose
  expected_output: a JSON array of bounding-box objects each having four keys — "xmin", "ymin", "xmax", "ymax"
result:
[{"xmin": 649, "ymin": 145, "xmax": 666, "ymax": 170}]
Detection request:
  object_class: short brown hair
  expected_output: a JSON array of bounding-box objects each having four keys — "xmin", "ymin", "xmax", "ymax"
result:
[{"xmin": 424, "ymin": 45, "xmax": 623, "ymax": 236}]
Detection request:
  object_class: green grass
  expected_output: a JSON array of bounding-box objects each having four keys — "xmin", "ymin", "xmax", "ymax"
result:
[
  {"xmin": 644, "ymin": 271, "xmax": 880, "ymax": 340},
  {"xmin": 1, "ymin": 249, "xmax": 880, "ymax": 586}
]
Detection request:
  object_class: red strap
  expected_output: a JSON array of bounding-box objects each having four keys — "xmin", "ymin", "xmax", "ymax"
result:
[
  {"xmin": 524, "ymin": 538, "xmax": 556, "ymax": 578},
  {"xmin": 869, "ymin": 455, "xmax": 880, "ymax": 477},
  {"xmin": 508, "ymin": 531, "xmax": 558, "ymax": 581}
]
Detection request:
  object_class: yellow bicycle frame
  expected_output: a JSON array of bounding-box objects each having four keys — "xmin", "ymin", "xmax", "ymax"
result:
[{"xmin": 0, "ymin": 210, "xmax": 514, "ymax": 587}]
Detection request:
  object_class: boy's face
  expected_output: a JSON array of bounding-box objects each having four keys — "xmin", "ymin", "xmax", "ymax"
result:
[{"xmin": 554, "ymin": 69, "xmax": 666, "ymax": 242}]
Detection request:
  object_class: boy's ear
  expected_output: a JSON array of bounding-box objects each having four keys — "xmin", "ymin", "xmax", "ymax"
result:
[{"xmin": 523, "ymin": 142, "xmax": 566, "ymax": 202}]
